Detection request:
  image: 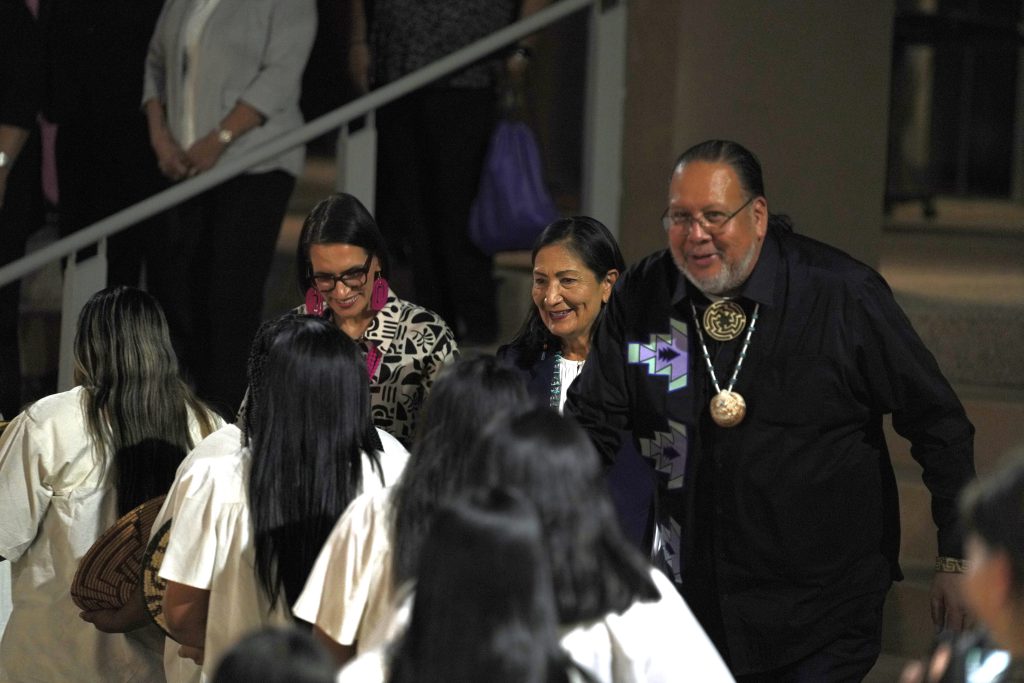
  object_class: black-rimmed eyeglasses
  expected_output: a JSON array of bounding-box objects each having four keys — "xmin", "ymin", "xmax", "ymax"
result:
[
  {"xmin": 661, "ymin": 195, "xmax": 756, "ymax": 235},
  {"xmin": 310, "ymin": 253, "xmax": 373, "ymax": 292}
]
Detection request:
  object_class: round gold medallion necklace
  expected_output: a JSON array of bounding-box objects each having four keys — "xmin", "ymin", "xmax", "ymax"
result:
[
  {"xmin": 690, "ymin": 301, "xmax": 759, "ymax": 427},
  {"xmin": 702, "ymin": 299, "xmax": 747, "ymax": 341}
]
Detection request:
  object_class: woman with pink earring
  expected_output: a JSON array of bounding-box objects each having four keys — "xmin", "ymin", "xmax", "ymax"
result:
[{"xmin": 296, "ymin": 193, "xmax": 458, "ymax": 446}]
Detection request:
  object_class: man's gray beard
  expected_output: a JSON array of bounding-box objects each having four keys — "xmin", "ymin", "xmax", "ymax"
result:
[{"xmin": 674, "ymin": 239, "xmax": 759, "ymax": 297}]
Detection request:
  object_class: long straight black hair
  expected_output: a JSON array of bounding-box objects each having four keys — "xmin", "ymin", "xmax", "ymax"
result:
[
  {"xmin": 388, "ymin": 488, "xmax": 579, "ymax": 683},
  {"xmin": 74, "ymin": 286, "xmax": 216, "ymax": 516},
  {"xmin": 469, "ymin": 408, "xmax": 659, "ymax": 624},
  {"xmin": 390, "ymin": 354, "xmax": 530, "ymax": 587},
  {"xmin": 248, "ymin": 316, "xmax": 383, "ymax": 608}
]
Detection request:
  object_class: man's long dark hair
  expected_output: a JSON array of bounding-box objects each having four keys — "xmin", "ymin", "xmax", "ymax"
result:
[
  {"xmin": 470, "ymin": 408, "xmax": 659, "ymax": 624},
  {"xmin": 248, "ymin": 316, "xmax": 383, "ymax": 608},
  {"xmin": 674, "ymin": 139, "xmax": 793, "ymax": 233},
  {"xmin": 388, "ymin": 488, "xmax": 582, "ymax": 683},
  {"xmin": 506, "ymin": 216, "xmax": 626, "ymax": 369},
  {"xmin": 390, "ymin": 355, "xmax": 530, "ymax": 587},
  {"xmin": 74, "ymin": 286, "xmax": 216, "ymax": 516}
]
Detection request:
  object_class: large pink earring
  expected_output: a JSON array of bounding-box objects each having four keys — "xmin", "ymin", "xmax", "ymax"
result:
[
  {"xmin": 305, "ymin": 287, "xmax": 326, "ymax": 316},
  {"xmin": 370, "ymin": 274, "xmax": 389, "ymax": 312}
]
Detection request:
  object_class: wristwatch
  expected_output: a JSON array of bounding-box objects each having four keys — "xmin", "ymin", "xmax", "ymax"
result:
[
  {"xmin": 216, "ymin": 127, "xmax": 235, "ymax": 146},
  {"xmin": 0, "ymin": 151, "xmax": 10, "ymax": 169},
  {"xmin": 511, "ymin": 44, "xmax": 533, "ymax": 61}
]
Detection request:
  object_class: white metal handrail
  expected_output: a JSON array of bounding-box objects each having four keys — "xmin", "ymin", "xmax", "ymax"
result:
[
  {"xmin": 0, "ymin": 0, "xmax": 627, "ymax": 388},
  {"xmin": 0, "ymin": 0, "xmax": 606, "ymax": 286}
]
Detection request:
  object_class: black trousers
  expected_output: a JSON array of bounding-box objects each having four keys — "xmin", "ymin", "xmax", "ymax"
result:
[
  {"xmin": 734, "ymin": 589, "xmax": 887, "ymax": 683},
  {"xmin": 148, "ymin": 170, "xmax": 295, "ymax": 417},
  {"xmin": 55, "ymin": 115, "xmax": 166, "ymax": 288},
  {"xmin": 0, "ymin": 132, "xmax": 44, "ymax": 418},
  {"xmin": 375, "ymin": 87, "xmax": 498, "ymax": 342}
]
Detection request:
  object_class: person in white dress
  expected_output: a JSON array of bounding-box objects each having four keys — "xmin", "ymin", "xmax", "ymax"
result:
[
  {"xmin": 339, "ymin": 408, "xmax": 735, "ymax": 683},
  {"xmin": 293, "ymin": 355, "xmax": 529, "ymax": 666},
  {"xmin": 157, "ymin": 315, "xmax": 408, "ymax": 681},
  {"xmin": 350, "ymin": 488, "xmax": 589, "ymax": 683},
  {"xmin": 0, "ymin": 286, "xmax": 220, "ymax": 682}
]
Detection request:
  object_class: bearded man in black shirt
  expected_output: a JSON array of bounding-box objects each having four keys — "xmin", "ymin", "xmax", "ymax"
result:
[{"xmin": 566, "ymin": 139, "xmax": 976, "ymax": 681}]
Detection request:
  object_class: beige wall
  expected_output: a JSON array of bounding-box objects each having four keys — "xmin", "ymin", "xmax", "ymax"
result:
[{"xmin": 620, "ymin": 0, "xmax": 895, "ymax": 268}]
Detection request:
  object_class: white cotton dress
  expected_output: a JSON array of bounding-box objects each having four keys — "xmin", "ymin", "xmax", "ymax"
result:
[
  {"xmin": 293, "ymin": 486, "xmax": 400, "ymax": 655},
  {"xmin": 0, "ymin": 386, "xmax": 218, "ymax": 683},
  {"xmin": 157, "ymin": 424, "xmax": 408, "ymax": 682},
  {"xmin": 335, "ymin": 567, "xmax": 736, "ymax": 683}
]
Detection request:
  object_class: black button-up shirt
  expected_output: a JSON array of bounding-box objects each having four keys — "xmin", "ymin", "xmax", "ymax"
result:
[{"xmin": 566, "ymin": 226, "xmax": 975, "ymax": 674}]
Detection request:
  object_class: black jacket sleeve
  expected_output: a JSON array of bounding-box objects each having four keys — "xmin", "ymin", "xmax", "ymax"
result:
[{"xmin": 854, "ymin": 270, "xmax": 976, "ymax": 558}]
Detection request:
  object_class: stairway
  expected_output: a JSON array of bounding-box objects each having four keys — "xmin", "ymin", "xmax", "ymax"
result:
[{"xmin": 866, "ymin": 198, "xmax": 1024, "ymax": 680}]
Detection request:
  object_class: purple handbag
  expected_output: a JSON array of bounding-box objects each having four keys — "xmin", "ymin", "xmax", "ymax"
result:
[{"xmin": 469, "ymin": 119, "xmax": 559, "ymax": 254}]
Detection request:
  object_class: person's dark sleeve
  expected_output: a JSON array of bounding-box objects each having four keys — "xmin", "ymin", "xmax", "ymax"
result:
[
  {"xmin": 0, "ymin": 1, "xmax": 42, "ymax": 129},
  {"xmin": 564, "ymin": 280, "xmax": 632, "ymax": 465},
  {"xmin": 854, "ymin": 272, "xmax": 975, "ymax": 558}
]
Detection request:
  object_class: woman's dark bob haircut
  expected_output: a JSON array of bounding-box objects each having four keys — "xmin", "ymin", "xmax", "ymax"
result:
[{"xmin": 295, "ymin": 192, "xmax": 391, "ymax": 293}]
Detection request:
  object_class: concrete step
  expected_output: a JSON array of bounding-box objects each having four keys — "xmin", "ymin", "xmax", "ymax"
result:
[
  {"xmin": 876, "ymin": 200, "xmax": 1023, "ymax": 670},
  {"xmin": 882, "ymin": 395, "xmax": 1023, "ymax": 665},
  {"xmin": 888, "ymin": 394, "xmax": 1024, "ymax": 569},
  {"xmin": 891, "ymin": 296, "xmax": 1024, "ymax": 392},
  {"xmin": 886, "ymin": 196, "xmax": 1024, "ymax": 241},
  {"xmin": 881, "ymin": 197, "xmax": 1024, "ymax": 394}
]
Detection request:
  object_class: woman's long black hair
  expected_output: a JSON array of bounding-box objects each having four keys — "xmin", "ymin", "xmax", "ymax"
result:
[
  {"xmin": 248, "ymin": 315, "xmax": 383, "ymax": 608},
  {"xmin": 74, "ymin": 286, "xmax": 216, "ymax": 516},
  {"xmin": 506, "ymin": 216, "xmax": 625, "ymax": 368},
  {"xmin": 388, "ymin": 488, "xmax": 580, "ymax": 683},
  {"xmin": 390, "ymin": 354, "xmax": 530, "ymax": 587},
  {"xmin": 469, "ymin": 408, "xmax": 659, "ymax": 624}
]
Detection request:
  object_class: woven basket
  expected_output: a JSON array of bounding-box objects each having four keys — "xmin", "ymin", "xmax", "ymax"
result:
[
  {"xmin": 70, "ymin": 495, "xmax": 166, "ymax": 611},
  {"xmin": 142, "ymin": 519, "xmax": 173, "ymax": 637}
]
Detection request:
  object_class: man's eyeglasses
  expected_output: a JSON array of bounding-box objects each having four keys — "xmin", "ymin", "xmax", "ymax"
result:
[
  {"xmin": 661, "ymin": 195, "xmax": 756, "ymax": 235},
  {"xmin": 311, "ymin": 253, "xmax": 373, "ymax": 292}
]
